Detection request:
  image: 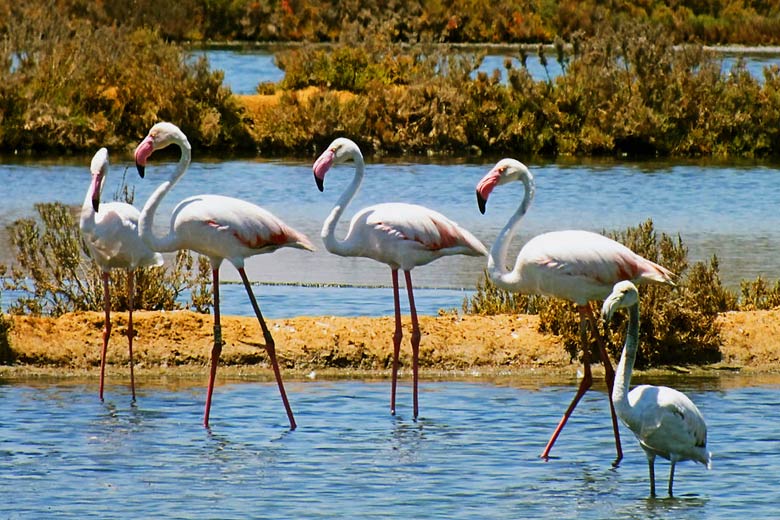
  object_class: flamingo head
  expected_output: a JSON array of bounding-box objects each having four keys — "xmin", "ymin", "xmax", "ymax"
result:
[
  {"xmin": 134, "ymin": 122, "xmax": 188, "ymax": 178},
  {"xmin": 601, "ymin": 280, "xmax": 639, "ymax": 322},
  {"xmin": 312, "ymin": 137, "xmax": 362, "ymax": 192},
  {"xmin": 89, "ymin": 147, "xmax": 109, "ymax": 212},
  {"xmin": 476, "ymin": 158, "xmax": 533, "ymax": 214}
]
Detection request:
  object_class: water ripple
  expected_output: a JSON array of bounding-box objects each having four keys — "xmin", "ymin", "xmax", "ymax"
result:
[{"xmin": 1, "ymin": 379, "xmax": 778, "ymax": 518}]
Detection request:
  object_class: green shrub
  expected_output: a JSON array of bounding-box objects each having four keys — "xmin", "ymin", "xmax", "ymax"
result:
[
  {"xmin": 2, "ymin": 202, "xmax": 212, "ymax": 317},
  {"xmin": 464, "ymin": 219, "xmax": 734, "ymax": 368}
]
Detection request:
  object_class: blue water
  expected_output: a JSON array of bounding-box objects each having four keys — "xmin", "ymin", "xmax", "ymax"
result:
[
  {"xmin": 1, "ymin": 156, "xmax": 777, "ymax": 307},
  {"xmin": 1, "ymin": 374, "xmax": 778, "ymax": 518}
]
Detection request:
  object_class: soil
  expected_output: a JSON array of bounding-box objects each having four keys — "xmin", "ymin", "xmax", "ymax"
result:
[{"xmin": 2, "ymin": 309, "xmax": 779, "ymax": 381}]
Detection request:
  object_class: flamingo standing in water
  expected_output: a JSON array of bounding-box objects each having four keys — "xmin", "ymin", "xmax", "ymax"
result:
[
  {"xmin": 312, "ymin": 137, "xmax": 487, "ymax": 419},
  {"xmin": 79, "ymin": 147, "xmax": 164, "ymax": 401},
  {"xmin": 602, "ymin": 281, "xmax": 711, "ymax": 496},
  {"xmin": 134, "ymin": 122, "xmax": 314, "ymax": 429},
  {"xmin": 475, "ymin": 158, "xmax": 675, "ymax": 462}
]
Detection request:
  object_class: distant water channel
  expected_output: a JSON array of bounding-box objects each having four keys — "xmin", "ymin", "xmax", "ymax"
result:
[
  {"xmin": 192, "ymin": 46, "xmax": 780, "ymax": 95},
  {"xmin": 1, "ymin": 374, "xmax": 779, "ymax": 518}
]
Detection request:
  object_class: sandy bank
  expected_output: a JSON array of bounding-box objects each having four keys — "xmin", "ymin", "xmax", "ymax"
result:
[{"xmin": 2, "ymin": 309, "xmax": 779, "ymax": 380}]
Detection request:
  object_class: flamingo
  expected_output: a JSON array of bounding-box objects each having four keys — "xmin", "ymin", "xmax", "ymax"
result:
[
  {"xmin": 602, "ymin": 281, "xmax": 711, "ymax": 496},
  {"xmin": 475, "ymin": 158, "xmax": 675, "ymax": 462},
  {"xmin": 79, "ymin": 147, "xmax": 164, "ymax": 401},
  {"xmin": 134, "ymin": 122, "xmax": 314, "ymax": 429},
  {"xmin": 312, "ymin": 137, "xmax": 487, "ymax": 419}
]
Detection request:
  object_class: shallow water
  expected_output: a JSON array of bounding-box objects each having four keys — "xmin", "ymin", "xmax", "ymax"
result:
[{"xmin": 1, "ymin": 374, "xmax": 778, "ymax": 519}]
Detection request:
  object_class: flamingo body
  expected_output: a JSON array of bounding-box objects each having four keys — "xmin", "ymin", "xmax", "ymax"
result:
[
  {"xmin": 497, "ymin": 229, "xmax": 673, "ymax": 305},
  {"xmin": 476, "ymin": 158, "xmax": 675, "ymax": 462},
  {"xmin": 83, "ymin": 201, "xmax": 164, "ymax": 270},
  {"xmin": 330, "ymin": 201, "xmax": 487, "ymax": 270},
  {"xmin": 313, "ymin": 137, "xmax": 486, "ymax": 418},
  {"xmin": 80, "ymin": 149, "xmax": 164, "ymax": 272},
  {"xmin": 165, "ymin": 193, "xmax": 313, "ymax": 266},
  {"xmin": 79, "ymin": 147, "xmax": 163, "ymax": 400},
  {"xmin": 602, "ymin": 281, "xmax": 710, "ymax": 496},
  {"xmin": 135, "ymin": 122, "xmax": 311, "ymax": 429},
  {"xmin": 624, "ymin": 384, "xmax": 709, "ymax": 465}
]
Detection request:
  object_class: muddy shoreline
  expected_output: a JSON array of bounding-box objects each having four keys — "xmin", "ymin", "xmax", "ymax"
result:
[{"xmin": 2, "ymin": 309, "xmax": 779, "ymax": 383}]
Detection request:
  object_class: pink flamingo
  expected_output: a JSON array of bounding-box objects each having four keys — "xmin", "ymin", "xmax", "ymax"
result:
[
  {"xmin": 475, "ymin": 158, "xmax": 675, "ymax": 463},
  {"xmin": 79, "ymin": 147, "xmax": 164, "ymax": 401},
  {"xmin": 134, "ymin": 122, "xmax": 314, "ymax": 429},
  {"xmin": 602, "ymin": 281, "xmax": 710, "ymax": 496},
  {"xmin": 313, "ymin": 137, "xmax": 488, "ymax": 419}
]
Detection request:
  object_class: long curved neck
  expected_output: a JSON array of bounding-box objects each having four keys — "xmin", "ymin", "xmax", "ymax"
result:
[
  {"xmin": 80, "ymin": 180, "xmax": 96, "ymax": 234},
  {"xmin": 613, "ymin": 303, "xmax": 640, "ymax": 417},
  {"xmin": 321, "ymin": 154, "xmax": 364, "ymax": 256},
  {"xmin": 487, "ymin": 174, "xmax": 535, "ymax": 288},
  {"xmin": 139, "ymin": 141, "xmax": 191, "ymax": 252}
]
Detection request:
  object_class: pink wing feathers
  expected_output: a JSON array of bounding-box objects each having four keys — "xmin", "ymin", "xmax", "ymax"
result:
[
  {"xmin": 521, "ymin": 230, "xmax": 674, "ymax": 296},
  {"xmin": 365, "ymin": 203, "xmax": 487, "ymax": 254},
  {"xmin": 171, "ymin": 194, "xmax": 315, "ymax": 257}
]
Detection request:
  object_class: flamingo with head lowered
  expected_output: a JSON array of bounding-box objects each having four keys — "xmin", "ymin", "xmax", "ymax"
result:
[
  {"xmin": 313, "ymin": 137, "xmax": 487, "ymax": 419},
  {"xmin": 80, "ymin": 147, "xmax": 164, "ymax": 401},
  {"xmin": 475, "ymin": 158, "xmax": 675, "ymax": 463},
  {"xmin": 602, "ymin": 281, "xmax": 711, "ymax": 497},
  {"xmin": 134, "ymin": 122, "xmax": 314, "ymax": 429}
]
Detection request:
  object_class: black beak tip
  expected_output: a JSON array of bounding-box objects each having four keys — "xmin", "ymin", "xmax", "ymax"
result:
[
  {"xmin": 136, "ymin": 163, "xmax": 145, "ymax": 178},
  {"xmin": 92, "ymin": 199, "xmax": 100, "ymax": 213},
  {"xmin": 477, "ymin": 193, "xmax": 487, "ymax": 214},
  {"xmin": 315, "ymin": 174, "xmax": 324, "ymax": 192}
]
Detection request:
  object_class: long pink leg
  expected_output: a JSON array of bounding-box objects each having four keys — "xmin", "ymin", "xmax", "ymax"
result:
[
  {"xmin": 540, "ymin": 305, "xmax": 594, "ymax": 459},
  {"xmin": 204, "ymin": 268, "xmax": 222, "ymax": 428},
  {"xmin": 127, "ymin": 270, "xmax": 137, "ymax": 401},
  {"xmin": 584, "ymin": 304, "xmax": 623, "ymax": 464},
  {"xmin": 99, "ymin": 271, "xmax": 111, "ymax": 401},
  {"xmin": 238, "ymin": 268, "xmax": 297, "ymax": 430},
  {"xmin": 404, "ymin": 270, "xmax": 421, "ymax": 420},
  {"xmin": 390, "ymin": 269, "xmax": 403, "ymax": 415}
]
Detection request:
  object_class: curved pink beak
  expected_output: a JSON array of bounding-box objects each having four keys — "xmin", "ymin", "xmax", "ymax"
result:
[
  {"xmin": 90, "ymin": 173, "xmax": 103, "ymax": 212},
  {"xmin": 476, "ymin": 167, "xmax": 501, "ymax": 214},
  {"xmin": 134, "ymin": 136, "xmax": 155, "ymax": 178},
  {"xmin": 312, "ymin": 149, "xmax": 335, "ymax": 192}
]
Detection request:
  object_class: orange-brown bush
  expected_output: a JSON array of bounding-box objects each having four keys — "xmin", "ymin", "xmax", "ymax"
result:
[
  {"xmin": 0, "ymin": 2, "xmax": 250, "ymax": 154},
  {"xmin": 17, "ymin": 0, "xmax": 780, "ymax": 45}
]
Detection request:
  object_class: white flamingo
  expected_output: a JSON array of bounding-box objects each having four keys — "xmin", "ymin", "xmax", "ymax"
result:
[
  {"xmin": 602, "ymin": 281, "xmax": 711, "ymax": 496},
  {"xmin": 475, "ymin": 158, "xmax": 675, "ymax": 462},
  {"xmin": 134, "ymin": 122, "xmax": 314, "ymax": 429},
  {"xmin": 79, "ymin": 148, "xmax": 164, "ymax": 401},
  {"xmin": 313, "ymin": 137, "xmax": 487, "ymax": 419}
]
